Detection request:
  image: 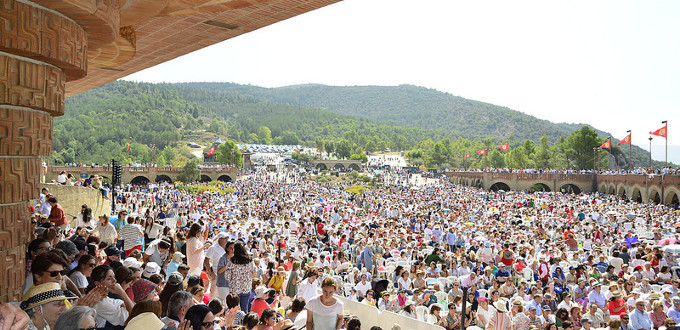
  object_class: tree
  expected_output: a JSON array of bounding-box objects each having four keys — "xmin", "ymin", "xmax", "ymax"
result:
[
  {"xmin": 291, "ymin": 151, "xmax": 311, "ymax": 164},
  {"xmin": 488, "ymin": 149, "xmax": 506, "ymax": 169},
  {"xmin": 177, "ymin": 158, "xmax": 200, "ymax": 182},
  {"xmin": 258, "ymin": 126, "xmax": 273, "ymax": 145},
  {"xmin": 216, "ymin": 140, "xmax": 243, "ymax": 168},
  {"xmin": 156, "ymin": 154, "xmax": 167, "ymax": 167},
  {"xmin": 335, "ymin": 139, "xmax": 353, "ymax": 159},
  {"xmin": 533, "ymin": 135, "xmax": 552, "ymax": 169},
  {"xmin": 349, "ymin": 152, "xmax": 368, "ymax": 163},
  {"xmin": 565, "ymin": 126, "xmax": 603, "ymax": 170}
]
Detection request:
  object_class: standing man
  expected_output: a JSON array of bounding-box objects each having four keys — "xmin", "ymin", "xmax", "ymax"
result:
[
  {"xmin": 47, "ymin": 197, "xmax": 68, "ymax": 231},
  {"xmin": 205, "ymin": 232, "xmax": 228, "ymax": 299}
]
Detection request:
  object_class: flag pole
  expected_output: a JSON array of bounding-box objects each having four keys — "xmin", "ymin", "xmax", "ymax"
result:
[
  {"xmin": 649, "ymin": 136, "xmax": 653, "ymax": 170},
  {"xmin": 662, "ymin": 120, "xmax": 668, "ymax": 169},
  {"xmin": 627, "ymin": 130, "xmax": 631, "ymax": 172}
]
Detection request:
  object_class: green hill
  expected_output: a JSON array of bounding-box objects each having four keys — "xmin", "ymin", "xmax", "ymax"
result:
[{"xmin": 55, "ymin": 80, "xmax": 663, "ymax": 169}]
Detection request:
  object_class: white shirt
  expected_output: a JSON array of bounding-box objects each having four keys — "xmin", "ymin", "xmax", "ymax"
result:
[
  {"xmin": 94, "ymin": 297, "xmax": 129, "ymax": 327},
  {"xmin": 354, "ymin": 281, "xmax": 372, "ymax": 297},
  {"xmin": 205, "ymin": 244, "xmax": 226, "ymax": 273}
]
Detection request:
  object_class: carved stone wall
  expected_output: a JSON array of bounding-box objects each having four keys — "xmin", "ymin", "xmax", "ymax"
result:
[{"xmin": 0, "ymin": 0, "xmax": 99, "ymax": 302}]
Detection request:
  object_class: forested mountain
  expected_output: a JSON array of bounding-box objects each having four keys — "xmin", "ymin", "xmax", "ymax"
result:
[
  {"xmin": 56, "ymin": 80, "xmax": 663, "ymax": 170},
  {"xmin": 180, "ymin": 82, "xmax": 595, "ymax": 142}
]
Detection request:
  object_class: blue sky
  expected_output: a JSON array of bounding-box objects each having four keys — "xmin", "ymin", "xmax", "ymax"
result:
[{"xmin": 124, "ymin": 0, "xmax": 680, "ymax": 163}]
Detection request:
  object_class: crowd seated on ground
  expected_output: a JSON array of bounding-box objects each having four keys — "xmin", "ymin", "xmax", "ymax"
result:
[{"xmin": 2, "ymin": 168, "xmax": 680, "ymax": 330}]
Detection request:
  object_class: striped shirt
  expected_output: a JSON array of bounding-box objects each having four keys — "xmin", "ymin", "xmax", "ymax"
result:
[{"xmin": 120, "ymin": 224, "xmax": 143, "ymax": 250}]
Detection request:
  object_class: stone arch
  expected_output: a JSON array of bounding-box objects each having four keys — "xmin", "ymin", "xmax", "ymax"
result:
[
  {"xmin": 648, "ymin": 187, "xmax": 662, "ymax": 204},
  {"xmin": 599, "ymin": 183, "xmax": 607, "ymax": 193},
  {"xmin": 608, "ymin": 184, "xmax": 616, "ymax": 195},
  {"xmin": 560, "ymin": 184, "xmax": 581, "ymax": 194},
  {"xmin": 617, "ymin": 184, "xmax": 627, "ymax": 197},
  {"xmin": 316, "ymin": 163, "xmax": 327, "ymax": 170},
  {"xmin": 333, "ymin": 163, "xmax": 345, "ymax": 171},
  {"xmin": 217, "ymin": 175, "xmax": 233, "ymax": 183},
  {"xmin": 528, "ymin": 182, "xmax": 551, "ymax": 192},
  {"xmin": 665, "ymin": 187, "xmax": 680, "ymax": 208},
  {"xmin": 155, "ymin": 174, "xmax": 173, "ymax": 183},
  {"xmin": 198, "ymin": 175, "xmax": 212, "ymax": 183},
  {"xmin": 630, "ymin": 187, "xmax": 643, "ymax": 203},
  {"xmin": 130, "ymin": 175, "xmax": 150, "ymax": 185},
  {"xmin": 489, "ymin": 182, "xmax": 511, "ymax": 192},
  {"xmin": 348, "ymin": 164, "xmax": 360, "ymax": 171}
]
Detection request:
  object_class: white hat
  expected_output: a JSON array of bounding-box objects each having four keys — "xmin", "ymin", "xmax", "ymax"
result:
[
  {"xmin": 215, "ymin": 232, "xmax": 229, "ymax": 240},
  {"xmin": 494, "ymin": 299, "xmax": 508, "ymax": 312},
  {"xmin": 255, "ymin": 286, "xmax": 273, "ymax": 299},
  {"xmin": 123, "ymin": 257, "xmax": 143, "ymax": 269},
  {"xmin": 142, "ymin": 262, "xmax": 160, "ymax": 279}
]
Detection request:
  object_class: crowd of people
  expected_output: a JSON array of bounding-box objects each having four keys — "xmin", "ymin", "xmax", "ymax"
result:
[{"xmin": 2, "ymin": 167, "xmax": 680, "ymax": 330}]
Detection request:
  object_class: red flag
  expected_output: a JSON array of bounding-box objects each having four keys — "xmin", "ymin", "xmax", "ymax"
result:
[
  {"xmin": 618, "ymin": 134, "xmax": 631, "ymax": 145},
  {"xmin": 126, "ymin": 143, "xmax": 130, "ymax": 152},
  {"xmin": 650, "ymin": 126, "xmax": 667, "ymax": 138},
  {"xmin": 476, "ymin": 149, "xmax": 486, "ymax": 155},
  {"xmin": 206, "ymin": 145, "xmax": 216, "ymax": 156},
  {"xmin": 463, "ymin": 153, "xmax": 470, "ymax": 159},
  {"xmin": 599, "ymin": 140, "xmax": 611, "ymax": 149},
  {"xmin": 497, "ymin": 143, "xmax": 509, "ymax": 152}
]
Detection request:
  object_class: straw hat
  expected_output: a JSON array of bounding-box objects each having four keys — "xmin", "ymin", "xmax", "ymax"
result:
[
  {"xmin": 493, "ymin": 299, "xmax": 508, "ymax": 312},
  {"xmin": 124, "ymin": 312, "xmax": 165, "ymax": 330},
  {"xmin": 20, "ymin": 282, "xmax": 77, "ymax": 311}
]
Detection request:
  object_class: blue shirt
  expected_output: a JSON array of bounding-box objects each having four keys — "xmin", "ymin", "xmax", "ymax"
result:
[
  {"xmin": 630, "ymin": 308, "xmax": 653, "ymax": 330},
  {"xmin": 668, "ymin": 306, "xmax": 680, "ymax": 323},
  {"xmin": 216, "ymin": 254, "xmax": 230, "ymax": 288}
]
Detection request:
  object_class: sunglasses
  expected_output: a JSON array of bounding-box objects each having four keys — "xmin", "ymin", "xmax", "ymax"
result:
[
  {"xmin": 88, "ymin": 263, "xmax": 96, "ymax": 268},
  {"xmin": 48, "ymin": 270, "xmax": 67, "ymax": 277},
  {"xmin": 38, "ymin": 246, "xmax": 52, "ymax": 251}
]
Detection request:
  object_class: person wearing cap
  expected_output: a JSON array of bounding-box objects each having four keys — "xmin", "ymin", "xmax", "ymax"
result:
[
  {"xmin": 204, "ymin": 232, "xmax": 229, "ymax": 297},
  {"xmin": 607, "ymin": 291, "xmax": 627, "ymax": 317},
  {"xmin": 588, "ymin": 281, "xmax": 607, "ymax": 310},
  {"xmin": 21, "ymin": 282, "xmax": 77, "ymax": 330},
  {"xmin": 251, "ymin": 286, "xmax": 275, "ymax": 317},
  {"xmin": 581, "ymin": 317, "xmax": 593, "ymax": 330},
  {"xmin": 104, "ymin": 245, "xmax": 123, "ymax": 265},
  {"xmin": 495, "ymin": 263, "xmax": 511, "ymax": 284},
  {"xmin": 630, "ymin": 298, "xmax": 653, "ymax": 330},
  {"xmin": 526, "ymin": 304, "xmax": 546, "ymax": 329}
]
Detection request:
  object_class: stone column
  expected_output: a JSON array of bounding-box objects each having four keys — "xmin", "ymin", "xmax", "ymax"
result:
[{"xmin": 0, "ymin": 0, "xmax": 118, "ymax": 302}]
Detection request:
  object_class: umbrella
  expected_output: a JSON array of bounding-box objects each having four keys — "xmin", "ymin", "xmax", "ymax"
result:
[
  {"xmin": 659, "ymin": 238, "xmax": 678, "ymax": 246},
  {"xmin": 663, "ymin": 245, "xmax": 680, "ymax": 254},
  {"xmin": 625, "ymin": 214, "xmax": 636, "ymax": 220}
]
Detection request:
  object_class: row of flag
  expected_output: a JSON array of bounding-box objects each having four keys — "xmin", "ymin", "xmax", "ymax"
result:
[
  {"xmin": 463, "ymin": 125, "xmax": 667, "ymax": 158},
  {"xmin": 599, "ymin": 125, "xmax": 667, "ymax": 150}
]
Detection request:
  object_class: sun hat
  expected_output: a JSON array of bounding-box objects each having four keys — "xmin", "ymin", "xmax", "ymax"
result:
[
  {"xmin": 123, "ymin": 257, "xmax": 143, "ymax": 269},
  {"xmin": 255, "ymin": 286, "xmax": 273, "ymax": 299},
  {"xmin": 493, "ymin": 299, "xmax": 508, "ymax": 312},
  {"xmin": 21, "ymin": 282, "xmax": 77, "ymax": 311},
  {"xmin": 142, "ymin": 262, "xmax": 161, "ymax": 279},
  {"xmin": 167, "ymin": 272, "xmax": 184, "ymax": 286},
  {"xmin": 124, "ymin": 312, "xmax": 165, "ymax": 330},
  {"xmin": 611, "ymin": 291, "xmax": 622, "ymax": 298},
  {"xmin": 132, "ymin": 279, "xmax": 157, "ymax": 303}
]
